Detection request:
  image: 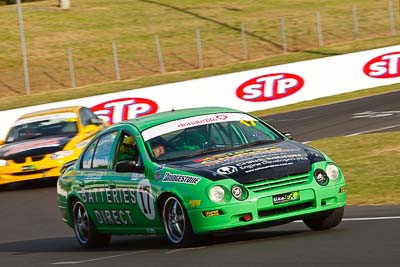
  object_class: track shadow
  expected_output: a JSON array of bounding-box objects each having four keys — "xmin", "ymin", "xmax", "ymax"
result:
[
  {"xmin": 43, "ymin": 71, "xmax": 69, "ymax": 88},
  {"xmin": 200, "ymin": 228, "xmax": 308, "ymax": 247},
  {"xmin": 0, "ymin": 80, "xmax": 21, "ymax": 94},
  {"xmin": 302, "ymin": 49, "xmax": 343, "ymax": 57},
  {"xmin": 0, "ymin": 229, "xmax": 309, "ymax": 253},
  {"xmin": 0, "ymin": 236, "xmax": 168, "ymax": 254},
  {"xmin": 140, "ymin": 0, "xmax": 282, "ymax": 50},
  {"xmin": 0, "ymin": 178, "xmax": 57, "ymax": 192}
]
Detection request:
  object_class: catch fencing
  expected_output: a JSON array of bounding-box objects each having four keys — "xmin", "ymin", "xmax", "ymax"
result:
[{"xmin": 1, "ymin": 0, "xmax": 399, "ymax": 97}]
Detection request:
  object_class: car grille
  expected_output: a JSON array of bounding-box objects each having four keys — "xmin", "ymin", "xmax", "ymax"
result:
[
  {"xmin": 11, "ymin": 155, "xmax": 46, "ymax": 164},
  {"xmin": 245, "ymin": 173, "xmax": 310, "ymax": 193},
  {"xmin": 258, "ymin": 201, "xmax": 313, "ymax": 218},
  {"xmin": 31, "ymin": 155, "xmax": 46, "ymax": 161},
  {"xmin": 12, "ymin": 169, "xmax": 51, "ymax": 176},
  {"xmin": 12, "ymin": 157, "xmax": 26, "ymax": 164}
]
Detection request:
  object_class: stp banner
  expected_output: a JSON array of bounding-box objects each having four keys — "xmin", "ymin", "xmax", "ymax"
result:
[{"xmin": 0, "ymin": 45, "xmax": 400, "ymax": 139}]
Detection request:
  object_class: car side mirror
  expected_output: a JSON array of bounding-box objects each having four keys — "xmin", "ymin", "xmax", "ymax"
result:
[
  {"xmin": 115, "ymin": 160, "xmax": 143, "ymax": 173},
  {"xmin": 90, "ymin": 117, "xmax": 103, "ymax": 126},
  {"xmin": 60, "ymin": 160, "xmax": 76, "ymax": 174},
  {"xmin": 282, "ymin": 132, "xmax": 293, "ymax": 140}
]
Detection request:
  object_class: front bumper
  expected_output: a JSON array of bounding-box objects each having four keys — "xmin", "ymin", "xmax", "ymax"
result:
[
  {"xmin": 0, "ymin": 154, "xmax": 77, "ymax": 185},
  {"xmin": 187, "ymin": 182, "xmax": 346, "ymax": 234}
]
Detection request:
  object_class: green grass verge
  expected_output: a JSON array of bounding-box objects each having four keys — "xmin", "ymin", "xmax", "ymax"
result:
[{"xmin": 309, "ymin": 131, "xmax": 400, "ymax": 205}]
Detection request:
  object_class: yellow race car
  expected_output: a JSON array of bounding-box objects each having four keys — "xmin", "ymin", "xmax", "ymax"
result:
[{"xmin": 0, "ymin": 106, "xmax": 106, "ymax": 185}]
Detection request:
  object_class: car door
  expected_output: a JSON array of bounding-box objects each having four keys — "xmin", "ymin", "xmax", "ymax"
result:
[
  {"xmin": 108, "ymin": 127, "xmax": 159, "ymax": 233},
  {"xmin": 76, "ymin": 129, "xmax": 122, "ymax": 229}
]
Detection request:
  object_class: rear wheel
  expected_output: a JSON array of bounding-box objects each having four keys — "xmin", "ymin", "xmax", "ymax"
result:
[
  {"xmin": 72, "ymin": 201, "xmax": 111, "ymax": 248},
  {"xmin": 162, "ymin": 196, "xmax": 195, "ymax": 247},
  {"xmin": 303, "ymin": 207, "xmax": 344, "ymax": 231}
]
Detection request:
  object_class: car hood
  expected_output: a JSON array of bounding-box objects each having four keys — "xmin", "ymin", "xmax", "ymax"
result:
[
  {"xmin": 165, "ymin": 141, "xmax": 325, "ymax": 184},
  {"xmin": 0, "ymin": 135, "xmax": 74, "ymax": 160}
]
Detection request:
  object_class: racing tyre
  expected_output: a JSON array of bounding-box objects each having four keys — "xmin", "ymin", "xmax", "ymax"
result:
[
  {"xmin": 162, "ymin": 196, "xmax": 196, "ymax": 247},
  {"xmin": 72, "ymin": 201, "xmax": 111, "ymax": 248},
  {"xmin": 303, "ymin": 207, "xmax": 344, "ymax": 231}
]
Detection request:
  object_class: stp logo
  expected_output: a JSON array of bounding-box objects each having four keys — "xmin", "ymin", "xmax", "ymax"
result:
[
  {"xmin": 236, "ymin": 73, "xmax": 304, "ymax": 102},
  {"xmin": 91, "ymin": 97, "xmax": 158, "ymax": 124},
  {"xmin": 364, "ymin": 52, "xmax": 400, "ymax": 78}
]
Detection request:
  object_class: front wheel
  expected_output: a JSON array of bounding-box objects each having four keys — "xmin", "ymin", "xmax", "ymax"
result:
[
  {"xmin": 303, "ymin": 207, "xmax": 344, "ymax": 231},
  {"xmin": 72, "ymin": 201, "xmax": 111, "ymax": 248},
  {"xmin": 162, "ymin": 196, "xmax": 196, "ymax": 247}
]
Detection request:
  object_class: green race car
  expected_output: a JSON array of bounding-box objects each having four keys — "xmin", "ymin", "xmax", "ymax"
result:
[{"xmin": 57, "ymin": 107, "xmax": 346, "ymax": 248}]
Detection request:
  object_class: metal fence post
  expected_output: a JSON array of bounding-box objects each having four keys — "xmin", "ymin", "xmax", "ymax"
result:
[
  {"xmin": 316, "ymin": 11, "xmax": 324, "ymax": 47},
  {"xmin": 16, "ymin": 0, "xmax": 30, "ymax": 95},
  {"xmin": 281, "ymin": 17, "xmax": 288, "ymax": 53},
  {"xmin": 67, "ymin": 48, "xmax": 76, "ymax": 88},
  {"xmin": 155, "ymin": 35, "xmax": 165, "ymax": 73},
  {"xmin": 241, "ymin": 23, "xmax": 249, "ymax": 60},
  {"xmin": 196, "ymin": 30, "xmax": 203, "ymax": 68},
  {"xmin": 59, "ymin": 0, "xmax": 71, "ymax": 9},
  {"xmin": 388, "ymin": 0, "xmax": 396, "ymax": 35},
  {"xmin": 352, "ymin": 6, "xmax": 360, "ymax": 40},
  {"xmin": 112, "ymin": 40, "xmax": 121, "ymax": 81}
]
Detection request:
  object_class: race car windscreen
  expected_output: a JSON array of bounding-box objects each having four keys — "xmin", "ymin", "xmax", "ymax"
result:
[
  {"xmin": 5, "ymin": 113, "xmax": 78, "ymax": 144},
  {"xmin": 142, "ymin": 112, "xmax": 283, "ymax": 161}
]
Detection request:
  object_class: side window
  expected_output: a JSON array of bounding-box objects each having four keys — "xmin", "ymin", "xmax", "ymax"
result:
[
  {"xmin": 81, "ymin": 140, "xmax": 97, "ymax": 169},
  {"xmin": 92, "ymin": 132, "xmax": 117, "ymax": 169},
  {"xmin": 114, "ymin": 132, "xmax": 139, "ymax": 165}
]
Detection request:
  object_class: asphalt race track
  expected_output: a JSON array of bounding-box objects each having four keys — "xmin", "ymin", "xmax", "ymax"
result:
[
  {"xmin": 0, "ymin": 91, "xmax": 399, "ymax": 267},
  {"xmin": 261, "ymin": 90, "xmax": 400, "ymax": 142}
]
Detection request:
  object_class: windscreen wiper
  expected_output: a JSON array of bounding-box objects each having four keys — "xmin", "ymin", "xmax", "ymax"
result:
[{"xmin": 240, "ymin": 139, "xmax": 278, "ymax": 148}]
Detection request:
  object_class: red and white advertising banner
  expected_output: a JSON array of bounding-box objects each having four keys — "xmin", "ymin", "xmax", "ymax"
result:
[{"xmin": 1, "ymin": 45, "xmax": 400, "ymax": 139}]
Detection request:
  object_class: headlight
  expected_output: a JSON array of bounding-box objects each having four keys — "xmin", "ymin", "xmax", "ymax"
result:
[
  {"xmin": 0, "ymin": 159, "xmax": 8, "ymax": 167},
  {"xmin": 326, "ymin": 164, "xmax": 339, "ymax": 180},
  {"xmin": 50, "ymin": 150, "xmax": 73, "ymax": 160},
  {"xmin": 231, "ymin": 185, "xmax": 248, "ymax": 200},
  {"xmin": 209, "ymin": 186, "xmax": 225, "ymax": 203},
  {"xmin": 314, "ymin": 169, "xmax": 329, "ymax": 186}
]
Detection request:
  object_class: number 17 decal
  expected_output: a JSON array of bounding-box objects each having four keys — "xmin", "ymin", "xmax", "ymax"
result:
[
  {"xmin": 240, "ymin": 120, "xmax": 256, "ymax": 127},
  {"xmin": 137, "ymin": 179, "xmax": 155, "ymax": 220}
]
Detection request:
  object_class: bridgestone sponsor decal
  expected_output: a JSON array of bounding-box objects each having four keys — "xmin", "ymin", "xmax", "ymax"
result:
[{"xmin": 162, "ymin": 172, "xmax": 201, "ymax": 185}]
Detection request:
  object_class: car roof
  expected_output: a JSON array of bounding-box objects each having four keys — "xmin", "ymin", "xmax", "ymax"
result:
[
  {"xmin": 121, "ymin": 106, "xmax": 243, "ymax": 131},
  {"xmin": 18, "ymin": 106, "xmax": 83, "ymax": 119}
]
